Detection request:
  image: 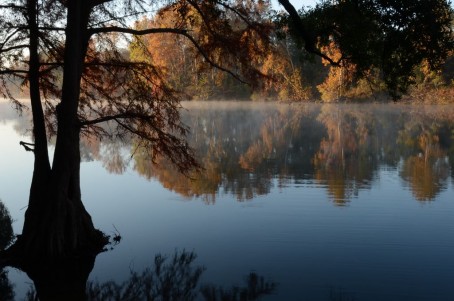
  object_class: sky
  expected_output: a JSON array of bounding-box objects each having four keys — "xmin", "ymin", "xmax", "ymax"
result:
[
  {"xmin": 289, "ymin": 0, "xmax": 318, "ymax": 7},
  {"xmin": 271, "ymin": 0, "xmax": 318, "ymax": 10}
]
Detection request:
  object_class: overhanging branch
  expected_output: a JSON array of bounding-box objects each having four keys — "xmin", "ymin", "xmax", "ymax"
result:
[
  {"xmin": 1, "ymin": 28, "xmax": 24, "ymax": 50},
  {"xmin": 37, "ymin": 26, "xmax": 65, "ymax": 31},
  {"xmin": 91, "ymin": 0, "xmax": 113, "ymax": 7},
  {"xmin": 0, "ymin": 4, "xmax": 26, "ymax": 10},
  {"xmin": 0, "ymin": 69, "xmax": 28, "ymax": 74},
  {"xmin": 80, "ymin": 112, "xmax": 150, "ymax": 127},
  {"xmin": 89, "ymin": 26, "xmax": 247, "ymax": 84},
  {"xmin": 0, "ymin": 44, "xmax": 29, "ymax": 53},
  {"xmin": 89, "ymin": 26, "xmax": 187, "ymax": 36},
  {"xmin": 278, "ymin": 0, "xmax": 341, "ymax": 66},
  {"xmin": 214, "ymin": 1, "xmax": 254, "ymax": 27}
]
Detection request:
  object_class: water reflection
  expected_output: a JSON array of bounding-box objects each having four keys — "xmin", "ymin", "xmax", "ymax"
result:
[
  {"xmin": 0, "ymin": 200, "xmax": 15, "ymax": 301},
  {"xmin": 131, "ymin": 103, "xmax": 454, "ymax": 204},
  {"xmin": 4, "ymin": 102, "xmax": 454, "ymax": 204},
  {"xmin": 1, "ymin": 196, "xmax": 276, "ymax": 300},
  {"xmin": 23, "ymin": 249, "xmax": 276, "ymax": 301},
  {"xmin": 397, "ymin": 111, "xmax": 452, "ymax": 201},
  {"xmin": 0, "ymin": 199, "xmax": 379, "ymax": 301},
  {"xmin": 2, "ymin": 102, "xmax": 454, "ymax": 300}
]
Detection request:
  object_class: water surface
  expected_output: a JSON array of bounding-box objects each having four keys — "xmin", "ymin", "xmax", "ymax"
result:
[{"xmin": 1, "ymin": 101, "xmax": 454, "ymax": 300}]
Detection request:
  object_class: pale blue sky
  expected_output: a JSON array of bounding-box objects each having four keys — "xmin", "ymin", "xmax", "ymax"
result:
[
  {"xmin": 271, "ymin": 0, "xmax": 318, "ymax": 10},
  {"xmin": 289, "ymin": 0, "xmax": 318, "ymax": 8}
]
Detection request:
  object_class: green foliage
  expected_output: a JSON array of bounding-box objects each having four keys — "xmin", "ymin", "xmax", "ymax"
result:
[{"xmin": 296, "ymin": 0, "xmax": 454, "ymax": 99}]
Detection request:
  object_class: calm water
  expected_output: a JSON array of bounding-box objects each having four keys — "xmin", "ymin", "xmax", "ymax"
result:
[{"xmin": 1, "ymin": 101, "xmax": 454, "ymax": 300}]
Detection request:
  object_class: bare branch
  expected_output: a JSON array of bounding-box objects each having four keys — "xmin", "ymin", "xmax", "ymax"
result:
[
  {"xmin": 185, "ymin": 0, "xmax": 218, "ymax": 37},
  {"xmin": 0, "ymin": 4, "xmax": 26, "ymax": 10},
  {"xmin": 20, "ymin": 141, "xmax": 35, "ymax": 152},
  {"xmin": 89, "ymin": 26, "xmax": 188, "ymax": 36},
  {"xmin": 89, "ymin": 26, "xmax": 247, "ymax": 83},
  {"xmin": 176, "ymin": 33, "xmax": 247, "ymax": 84},
  {"xmin": 91, "ymin": 0, "xmax": 113, "ymax": 8},
  {"xmin": 214, "ymin": 1, "xmax": 255, "ymax": 27},
  {"xmin": 41, "ymin": 61, "xmax": 154, "ymax": 69},
  {"xmin": 79, "ymin": 112, "xmax": 148, "ymax": 126},
  {"xmin": 37, "ymin": 27, "xmax": 65, "ymax": 31},
  {"xmin": 0, "ymin": 44, "xmax": 29, "ymax": 53},
  {"xmin": 0, "ymin": 69, "xmax": 28, "ymax": 74},
  {"xmin": 0, "ymin": 28, "xmax": 24, "ymax": 50},
  {"xmin": 278, "ymin": 0, "xmax": 340, "ymax": 66}
]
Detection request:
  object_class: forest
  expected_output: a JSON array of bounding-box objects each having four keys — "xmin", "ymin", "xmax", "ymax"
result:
[
  {"xmin": 5, "ymin": 0, "xmax": 454, "ymax": 103},
  {"xmin": 129, "ymin": 1, "xmax": 454, "ymax": 103}
]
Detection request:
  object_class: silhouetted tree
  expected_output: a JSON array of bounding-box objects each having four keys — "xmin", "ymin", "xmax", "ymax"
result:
[
  {"xmin": 0, "ymin": 201, "xmax": 15, "ymax": 301},
  {"xmin": 0, "ymin": 0, "xmax": 271, "ymax": 300},
  {"xmin": 24, "ymin": 250, "xmax": 276, "ymax": 301},
  {"xmin": 278, "ymin": 0, "xmax": 453, "ymax": 98}
]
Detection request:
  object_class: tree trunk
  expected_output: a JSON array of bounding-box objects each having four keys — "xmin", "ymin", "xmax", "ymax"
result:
[
  {"xmin": 1, "ymin": 1, "xmax": 108, "ymax": 300},
  {"xmin": 22, "ymin": 0, "xmax": 51, "ymax": 237}
]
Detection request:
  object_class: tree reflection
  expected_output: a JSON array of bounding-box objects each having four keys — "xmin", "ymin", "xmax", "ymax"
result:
[
  {"xmin": 134, "ymin": 147, "xmax": 221, "ymax": 204},
  {"xmin": 0, "ymin": 201, "xmax": 15, "ymax": 301},
  {"xmin": 397, "ymin": 111, "xmax": 452, "ymax": 201},
  {"xmin": 239, "ymin": 105, "xmax": 323, "ymax": 180},
  {"xmin": 312, "ymin": 106, "xmax": 379, "ymax": 205},
  {"xmin": 8, "ymin": 103, "xmax": 454, "ymax": 204},
  {"xmin": 200, "ymin": 272, "xmax": 276, "ymax": 301},
  {"xmin": 400, "ymin": 156, "xmax": 449, "ymax": 201},
  {"xmin": 89, "ymin": 103, "xmax": 454, "ymax": 204},
  {"xmin": 86, "ymin": 250, "xmax": 204, "ymax": 301},
  {"xmin": 24, "ymin": 250, "xmax": 276, "ymax": 301},
  {"xmin": 133, "ymin": 104, "xmax": 284, "ymax": 202}
]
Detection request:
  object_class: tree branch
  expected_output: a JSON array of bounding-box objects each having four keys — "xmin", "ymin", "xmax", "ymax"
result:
[
  {"xmin": 0, "ymin": 44, "xmax": 29, "ymax": 53},
  {"xmin": 40, "ymin": 61, "xmax": 161, "ymax": 70},
  {"xmin": 278, "ymin": 0, "xmax": 341, "ymax": 66},
  {"xmin": 214, "ymin": 1, "xmax": 254, "ymax": 27},
  {"xmin": 89, "ymin": 26, "xmax": 247, "ymax": 84},
  {"xmin": 91, "ymin": 0, "xmax": 113, "ymax": 8},
  {"xmin": 0, "ymin": 69, "xmax": 28, "ymax": 74},
  {"xmin": 0, "ymin": 28, "xmax": 23, "ymax": 50},
  {"xmin": 37, "ymin": 26, "xmax": 65, "ymax": 31},
  {"xmin": 20, "ymin": 141, "xmax": 35, "ymax": 152},
  {"xmin": 0, "ymin": 4, "xmax": 26, "ymax": 10},
  {"xmin": 185, "ymin": 0, "xmax": 218, "ymax": 37},
  {"xmin": 89, "ymin": 26, "xmax": 187, "ymax": 36},
  {"xmin": 79, "ymin": 112, "xmax": 150, "ymax": 127}
]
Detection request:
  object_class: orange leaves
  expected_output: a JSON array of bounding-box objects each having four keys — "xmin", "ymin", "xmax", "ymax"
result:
[
  {"xmin": 319, "ymin": 41, "xmax": 343, "ymax": 66},
  {"xmin": 130, "ymin": 1, "xmax": 275, "ymax": 100}
]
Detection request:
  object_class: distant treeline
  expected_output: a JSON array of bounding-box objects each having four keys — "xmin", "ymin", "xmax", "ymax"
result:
[
  {"xmin": 127, "ymin": 2, "xmax": 454, "ymax": 103},
  {"xmin": 7, "ymin": 2, "xmax": 454, "ymax": 103}
]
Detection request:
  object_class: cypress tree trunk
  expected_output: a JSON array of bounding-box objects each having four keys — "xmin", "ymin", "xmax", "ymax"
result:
[{"xmin": 2, "ymin": 1, "xmax": 108, "ymax": 300}]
